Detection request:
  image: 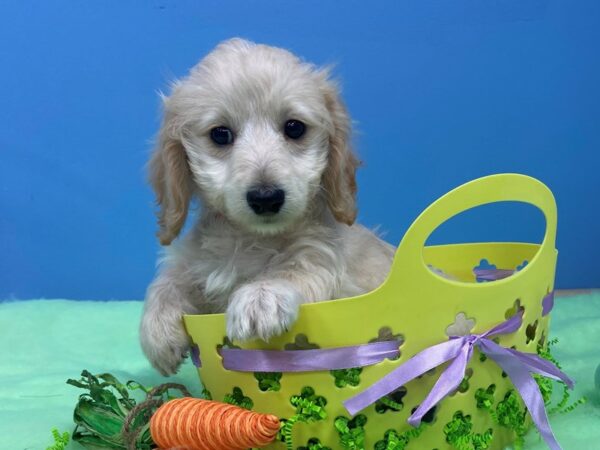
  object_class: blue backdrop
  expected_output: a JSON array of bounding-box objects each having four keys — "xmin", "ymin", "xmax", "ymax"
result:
[{"xmin": 1, "ymin": 0, "xmax": 598, "ymax": 300}]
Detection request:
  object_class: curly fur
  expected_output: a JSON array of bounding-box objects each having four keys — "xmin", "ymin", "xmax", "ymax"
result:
[{"xmin": 140, "ymin": 39, "xmax": 394, "ymax": 376}]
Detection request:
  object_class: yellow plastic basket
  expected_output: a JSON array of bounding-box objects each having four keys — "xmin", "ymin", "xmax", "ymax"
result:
[{"xmin": 184, "ymin": 173, "xmax": 558, "ymax": 450}]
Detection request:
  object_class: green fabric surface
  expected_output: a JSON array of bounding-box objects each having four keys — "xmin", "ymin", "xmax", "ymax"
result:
[{"xmin": 1, "ymin": 294, "xmax": 599, "ymax": 450}]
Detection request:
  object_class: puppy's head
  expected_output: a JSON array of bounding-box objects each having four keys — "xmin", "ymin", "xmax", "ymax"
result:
[{"xmin": 150, "ymin": 38, "xmax": 359, "ymax": 244}]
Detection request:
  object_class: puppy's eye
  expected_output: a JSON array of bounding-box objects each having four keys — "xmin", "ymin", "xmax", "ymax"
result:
[
  {"xmin": 210, "ymin": 126, "xmax": 234, "ymax": 146},
  {"xmin": 284, "ymin": 120, "xmax": 306, "ymax": 139}
]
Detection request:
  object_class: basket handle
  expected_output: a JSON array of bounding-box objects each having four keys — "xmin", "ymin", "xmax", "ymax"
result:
[{"xmin": 393, "ymin": 173, "xmax": 557, "ymax": 281}]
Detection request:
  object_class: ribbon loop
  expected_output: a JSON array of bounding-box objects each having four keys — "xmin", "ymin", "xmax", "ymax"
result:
[
  {"xmin": 344, "ymin": 338, "xmax": 464, "ymax": 416},
  {"xmin": 408, "ymin": 341, "xmax": 472, "ymax": 426}
]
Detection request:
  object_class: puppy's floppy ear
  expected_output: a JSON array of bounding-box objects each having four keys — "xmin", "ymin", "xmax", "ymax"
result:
[
  {"xmin": 149, "ymin": 111, "xmax": 193, "ymax": 246},
  {"xmin": 321, "ymin": 79, "xmax": 360, "ymax": 225}
]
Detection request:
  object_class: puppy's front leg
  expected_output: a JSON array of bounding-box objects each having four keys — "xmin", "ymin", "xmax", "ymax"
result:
[
  {"xmin": 226, "ymin": 279, "xmax": 303, "ymax": 342},
  {"xmin": 140, "ymin": 270, "xmax": 198, "ymax": 376},
  {"xmin": 226, "ymin": 255, "xmax": 340, "ymax": 342}
]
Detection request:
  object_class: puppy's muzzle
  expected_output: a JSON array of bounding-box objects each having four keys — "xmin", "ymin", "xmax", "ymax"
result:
[{"xmin": 246, "ymin": 186, "xmax": 285, "ymax": 215}]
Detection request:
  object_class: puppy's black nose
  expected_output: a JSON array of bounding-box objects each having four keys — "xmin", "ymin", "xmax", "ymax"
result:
[{"xmin": 246, "ymin": 186, "xmax": 285, "ymax": 215}]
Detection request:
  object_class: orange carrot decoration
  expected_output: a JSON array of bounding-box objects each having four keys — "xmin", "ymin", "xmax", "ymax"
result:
[{"xmin": 150, "ymin": 397, "xmax": 281, "ymax": 450}]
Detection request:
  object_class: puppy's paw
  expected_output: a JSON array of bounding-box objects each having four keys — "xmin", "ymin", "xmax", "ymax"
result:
[
  {"xmin": 226, "ymin": 279, "xmax": 303, "ymax": 342},
  {"xmin": 139, "ymin": 311, "xmax": 190, "ymax": 376}
]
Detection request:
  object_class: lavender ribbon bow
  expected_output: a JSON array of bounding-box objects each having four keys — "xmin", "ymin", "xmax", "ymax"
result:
[{"xmin": 344, "ymin": 311, "xmax": 573, "ymax": 450}]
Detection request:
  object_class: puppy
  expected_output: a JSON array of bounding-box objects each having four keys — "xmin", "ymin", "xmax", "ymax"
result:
[{"xmin": 140, "ymin": 39, "xmax": 395, "ymax": 376}]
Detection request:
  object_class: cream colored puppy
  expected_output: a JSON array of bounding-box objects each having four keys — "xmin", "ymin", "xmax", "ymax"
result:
[{"xmin": 140, "ymin": 39, "xmax": 394, "ymax": 376}]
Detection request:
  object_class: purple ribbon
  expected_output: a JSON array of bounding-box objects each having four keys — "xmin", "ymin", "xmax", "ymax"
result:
[
  {"xmin": 344, "ymin": 311, "xmax": 573, "ymax": 450},
  {"xmin": 542, "ymin": 291, "xmax": 555, "ymax": 316},
  {"xmin": 221, "ymin": 340, "xmax": 400, "ymax": 372},
  {"xmin": 474, "ymin": 268, "xmax": 516, "ymax": 282},
  {"xmin": 473, "ymin": 265, "xmax": 555, "ymax": 317},
  {"xmin": 190, "ymin": 344, "xmax": 201, "ymax": 368}
]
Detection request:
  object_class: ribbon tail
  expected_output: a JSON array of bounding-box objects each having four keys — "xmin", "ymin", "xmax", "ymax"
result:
[
  {"xmin": 505, "ymin": 348, "xmax": 574, "ymax": 389},
  {"xmin": 479, "ymin": 339, "xmax": 563, "ymax": 450},
  {"xmin": 408, "ymin": 341, "xmax": 473, "ymax": 427},
  {"xmin": 344, "ymin": 338, "xmax": 465, "ymax": 416}
]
